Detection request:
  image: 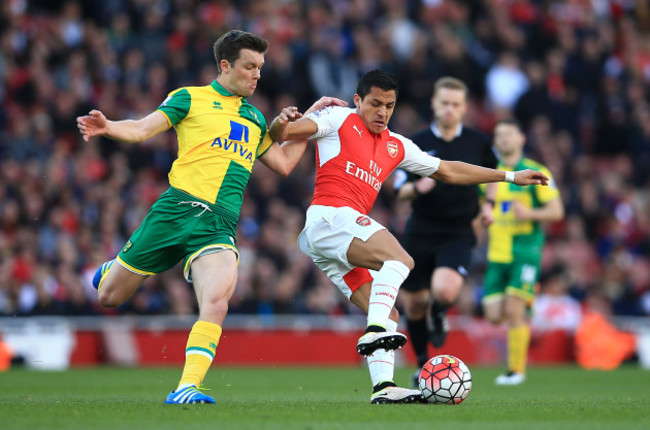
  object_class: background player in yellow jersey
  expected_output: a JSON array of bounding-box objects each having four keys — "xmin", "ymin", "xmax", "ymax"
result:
[
  {"xmin": 482, "ymin": 119, "xmax": 564, "ymax": 385},
  {"xmin": 76, "ymin": 30, "xmax": 345, "ymax": 404}
]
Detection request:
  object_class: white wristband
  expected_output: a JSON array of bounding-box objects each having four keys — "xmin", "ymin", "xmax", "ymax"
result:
[{"xmin": 505, "ymin": 171, "xmax": 515, "ymax": 183}]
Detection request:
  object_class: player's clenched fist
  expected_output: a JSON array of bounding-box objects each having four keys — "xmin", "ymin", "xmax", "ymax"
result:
[{"xmin": 275, "ymin": 106, "xmax": 302, "ymax": 125}]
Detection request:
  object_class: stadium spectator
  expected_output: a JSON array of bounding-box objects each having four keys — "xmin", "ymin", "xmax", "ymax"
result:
[
  {"xmin": 0, "ymin": 0, "xmax": 648, "ymax": 333},
  {"xmin": 485, "ymin": 51, "xmax": 529, "ymax": 111}
]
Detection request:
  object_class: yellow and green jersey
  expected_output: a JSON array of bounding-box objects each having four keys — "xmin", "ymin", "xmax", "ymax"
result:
[
  {"xmin": 485, "ymin": 158, "xmax": 560, "ymax": 264},
  {"xmin": 156, "ymin": 80, "xmax": 273, "ymax": 219}
]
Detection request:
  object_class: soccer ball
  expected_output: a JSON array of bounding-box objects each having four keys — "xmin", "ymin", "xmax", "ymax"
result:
[{"xmin": 418, "ymin": 354, "xmax": 472, "ymax": 404}]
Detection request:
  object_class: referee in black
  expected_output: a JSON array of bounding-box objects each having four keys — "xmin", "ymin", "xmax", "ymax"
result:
[{"xmin": 394, "ymin": 77, "xmax": 497, "ymax": 382}]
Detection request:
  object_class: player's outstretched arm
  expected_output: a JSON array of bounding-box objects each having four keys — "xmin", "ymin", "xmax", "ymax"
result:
[
  {"xmin": 268, "ymin": 96, "xmax": 347, "ymax": 142},
  {"xmin": 258, "ymin": 139, "xmax": 308, "ymax": 177},
  {"xmin": 76, "ymin": 110, "xmax": 170, "ymax": 144},
  {"xmin": 262, "ymin": 97, "xmax": 348, "ymax": 176},
  {"xmin": 431, "ymin": 160, "xmax": 549, "ymax": 186}
]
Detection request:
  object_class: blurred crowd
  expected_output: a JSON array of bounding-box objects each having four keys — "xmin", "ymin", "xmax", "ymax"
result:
[{"xmin": 1, "ymin": 0, "xmax": 649, "ymax": 322}]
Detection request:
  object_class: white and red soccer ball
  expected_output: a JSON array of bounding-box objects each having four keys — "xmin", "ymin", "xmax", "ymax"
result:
[{"xmin": 418, "ymin": 354, "xmax": 472, "ymax": 404}]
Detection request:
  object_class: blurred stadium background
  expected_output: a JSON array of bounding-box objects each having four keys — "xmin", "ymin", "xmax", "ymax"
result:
[{"xmin": 1, "ymin": 0, "xmax": 650, "ymax": 370}]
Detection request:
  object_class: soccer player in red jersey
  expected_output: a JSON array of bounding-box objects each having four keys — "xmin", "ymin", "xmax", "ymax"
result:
[{"xmin": 268, "ymin": 69, "xmax": 548, "ymax": 404}]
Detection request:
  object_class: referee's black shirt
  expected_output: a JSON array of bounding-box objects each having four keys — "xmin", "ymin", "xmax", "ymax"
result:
[{"xmin": 397, "ymin": 124, "xmax": 497, "ymax": 236}]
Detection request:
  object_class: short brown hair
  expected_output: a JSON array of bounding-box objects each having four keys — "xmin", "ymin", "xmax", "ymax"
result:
[
  {"xmin": 433, "ymin": 77, "xmax": 468, "ymax": 98},
  {"xmin": 495, "ymin": 118, "xmax": 524, "ymax": 134},
  {"xmin": 213, "ymin": 30, "xmax": 269, "ymax": 75}
]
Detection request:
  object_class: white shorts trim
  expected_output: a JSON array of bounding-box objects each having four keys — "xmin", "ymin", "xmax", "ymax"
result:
[{"xmin": 298, "ymin": 205, "xmax": 385, "ymax": 298}]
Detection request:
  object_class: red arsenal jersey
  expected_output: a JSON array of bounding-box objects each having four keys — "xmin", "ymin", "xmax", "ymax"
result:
[{"xmin": 306, "ymin": 106, "xmax": 440, "ymax": 214}]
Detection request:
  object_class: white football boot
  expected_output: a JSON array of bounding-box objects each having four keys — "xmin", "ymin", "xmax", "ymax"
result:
[
  {"xmin": 495, "ymin": 372, "xmax": 526, "ymax": 386},
  {"xmin": 357, "ymin": 331, "xmax": 407, "ymax": 357},
  {"xmin": 370, "ymin": 386, "xmax": 425, "ymax": 404}
]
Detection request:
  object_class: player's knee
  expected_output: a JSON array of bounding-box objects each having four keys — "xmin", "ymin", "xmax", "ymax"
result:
[
  {"xmin": 398, "ymin": 254, "xmax": 415, "ymax": 271},
  {"xmin": 434, "ymin": 289, "xmax": 457, "ymax": 306},
  {"xmin": 203, "ymin": 296, "xmax": 229, "ymax": 318},
  {"xmin": 485, "ymin": 316, "xmax": 499, "ymax": 325},
  {"xmin": 97, "ymin": 286, "xmax": 122, "ymax": 308},
  {"xmin": 484, "ymin": 313, "xmax": 502, "ymax": 325}
]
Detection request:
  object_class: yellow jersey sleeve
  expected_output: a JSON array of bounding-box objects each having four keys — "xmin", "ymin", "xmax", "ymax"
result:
[
  {"xmin": 156, "ymin": 89, "xmax": 191, "ymax": 126},
  {"xmin": 256, "ymin": 131, "xmax": 274, "ymax": 157}
]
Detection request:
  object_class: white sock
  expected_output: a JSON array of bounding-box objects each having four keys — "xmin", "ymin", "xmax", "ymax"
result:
[
  {"xmin": 367, "ymin": 348, "xmax": 395, "ymax": 387},
  {"xmin": 367, "ymin": 318, "xmax": 399, "ymax": 387},
  {"xmin": 367, "ymin": 260, "xmax": 410, "ymax": 328},
  {"xmin": 384, "ymin": 318, "xmax": 398, "ymax": 333}
]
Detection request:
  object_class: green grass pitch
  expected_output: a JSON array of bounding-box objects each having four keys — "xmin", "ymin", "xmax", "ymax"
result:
[{"xmin": 1, "ymin": 365, "xmax": 649, "ymax": 430}]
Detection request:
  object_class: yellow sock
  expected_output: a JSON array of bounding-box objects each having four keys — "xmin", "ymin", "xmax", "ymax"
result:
[
  {"xmin": 507, "ymin": 325, "xmax": 530, "ymax": 374},
  {"xmin": 177, "ymin": 321, "xmax": 222, "ymax": 389}
]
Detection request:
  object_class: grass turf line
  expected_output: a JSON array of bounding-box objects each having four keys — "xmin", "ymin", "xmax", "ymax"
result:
[{"xmin": 1, "ymin": 366, "xmax": 649, "ymax": 430}]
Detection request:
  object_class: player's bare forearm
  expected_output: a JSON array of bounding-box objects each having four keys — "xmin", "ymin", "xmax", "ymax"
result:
[
  {"xmin": 432, "ymin": 161, "xmax": 505, "ymax": 185},
  {"xmin": 268, "ymin": 106, "xmax": 303, "ymax": 143},
  {"xmin": 397, "ymin": 177, "xmax": 436, "ymax": 201},
  {"xmin": 517, "ymin": 198, "xmax": 564, "ymax": 222},
  {"xmin": 268, "ymin": 117, "xmax": 289, "ymax": 143},
  {"xmin": 485, "ymin": 182, "xmax": 497, "ymax": 200},
  {"xmin": 102, "ymin": 119, "xmax": 151, "ymax": 143},
  {"xmin": 105, "ymin": 112, "xmax": 169, "ymax": 143},
  {"xmin": 76, "ymin": 110, "xmax": 169, "ymax": 144},
  {"xmin": 431, "ymin": 161, "xmax": 549, "ymax": 186},
  {"xmin": 258, "ymin": 140, "xmax": 308, "ymax": 177}
]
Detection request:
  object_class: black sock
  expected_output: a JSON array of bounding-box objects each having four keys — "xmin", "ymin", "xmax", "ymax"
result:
[
  {"xmin": 364, "ymin": 324, "xmax": 386, "ymax": 334},
  {"xmin": 416, "ymin": 353, "xmax": 429, "ymax": 369},
  {"xmin": 431, "ymin": 301, "xmax": 451, "ymax": 316},
  {"xmin": 407, "ymin": 317, "xmax": 429, "ymax": 368},
  {"xmin": 372, "ymin": 380, "xmax": 397, "ymax": 393}
]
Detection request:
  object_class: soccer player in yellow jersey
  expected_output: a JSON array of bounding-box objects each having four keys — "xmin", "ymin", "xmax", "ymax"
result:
[
  {"xmin": 76, "ymin": 30, "xmax": 345, "ymax": 404},
  {"xmin": 482, "ymin": 119, "xmax": 564, "ymax": 385}
]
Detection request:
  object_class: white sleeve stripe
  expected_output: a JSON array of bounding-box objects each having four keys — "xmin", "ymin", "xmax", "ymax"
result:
[{"xmin": 395, "ymin": 133, "xmax": 440, "ymax": 177}]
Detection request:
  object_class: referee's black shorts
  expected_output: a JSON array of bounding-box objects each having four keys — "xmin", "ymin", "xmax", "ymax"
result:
[{"xmin": 400, "ymin": 232, "xmax": 473, "ymax": 292}]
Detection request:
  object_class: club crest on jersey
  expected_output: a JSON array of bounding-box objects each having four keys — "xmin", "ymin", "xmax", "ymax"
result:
[
  {"xmin": 387, "ymin": 141, "xmax": 398, "ymax": 158},
  {"xmin": 356, "ymin": 216, "xmax": 371, "ymax": 226},
  {"xmin": 312, "ymin": 107, "xmax": 331, "ymax": 118}
]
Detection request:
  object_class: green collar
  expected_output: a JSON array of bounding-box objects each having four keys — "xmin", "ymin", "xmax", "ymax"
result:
[{"xmin": 211, "ymin": 79, "xmax": 245, "ymax": 100}]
